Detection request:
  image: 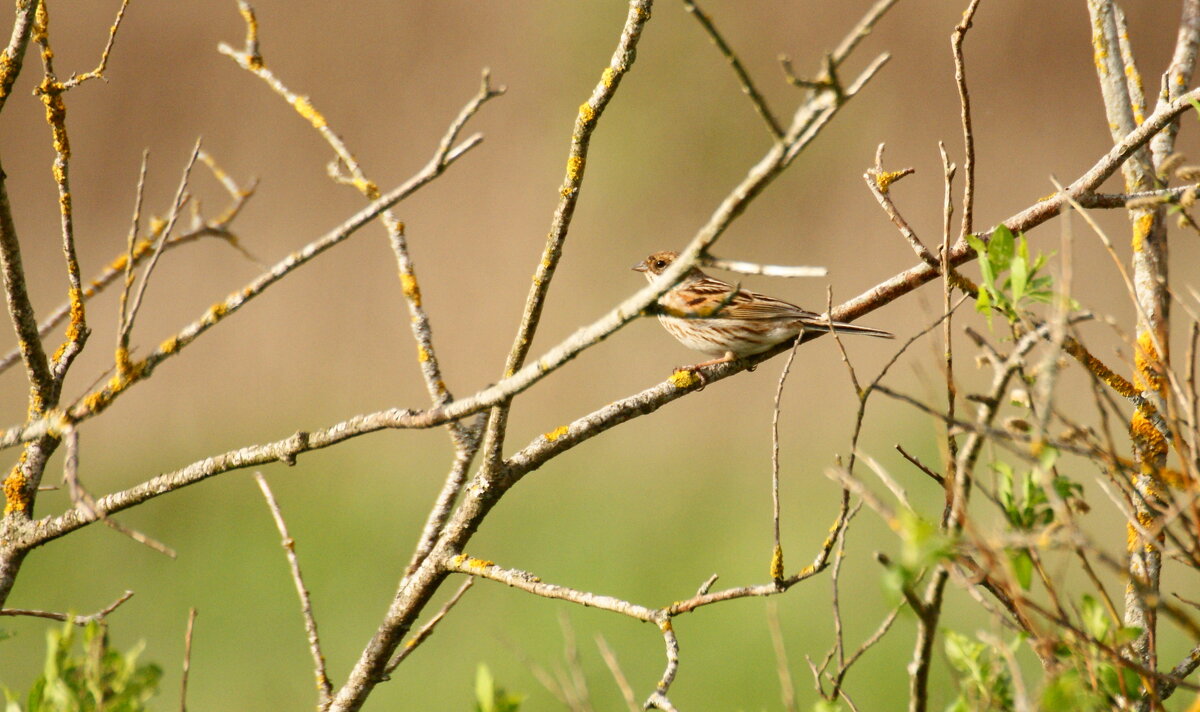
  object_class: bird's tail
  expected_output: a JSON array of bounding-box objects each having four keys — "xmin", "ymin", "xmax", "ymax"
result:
[{"xmin": 805, "ymin": 317, "xmax": 894, "ymax": 339}]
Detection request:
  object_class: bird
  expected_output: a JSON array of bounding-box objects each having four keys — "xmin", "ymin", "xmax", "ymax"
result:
[{"xmin": 633, "ymin": 250, "xmax": 893, "ymax": 374}]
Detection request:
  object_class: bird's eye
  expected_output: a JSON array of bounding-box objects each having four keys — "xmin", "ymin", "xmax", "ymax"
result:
[{"xmin": 654, "ymin": 260, "xmax": 666, "ymax": 269}]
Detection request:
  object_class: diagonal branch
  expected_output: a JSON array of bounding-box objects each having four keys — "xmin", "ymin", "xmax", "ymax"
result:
[{"xmin": 478, "ymin": 0, "xmax": 653, "ymax": 475}]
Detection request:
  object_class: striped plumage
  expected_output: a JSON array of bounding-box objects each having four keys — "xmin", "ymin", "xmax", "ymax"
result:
[{"xmin": 633, "ymin": 251, "xmax": 892, "ymax": 367}]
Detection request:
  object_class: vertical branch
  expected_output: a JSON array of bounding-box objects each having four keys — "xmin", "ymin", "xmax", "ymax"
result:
[
  {"xmin": 179, "ymin": 607, "xmax": 198, "ymax": 712},
  {"xmin": 770, "ymin": 340, "xmax": 803, "ymax": 582},
  {"xmin": 1150, "ymin": 0, "xmax": 1200, "ymax": 166},
  {"xmin": 478, "ymin": 0, "xmax": 653, "ymax": 472},
  {"xmin": 908, "ymin": 144, "xmax": 960, "ymax": 712},
  {"xmin": 255, "ymin": 473, "xmax": 332, "ymax": 708},
  {"xmin": 950, "ymin": 0, "xmax": 980, "ymax": 238},
  {"xmin": 1087, "ymin": 0, "xmax": 1194, "ymax": 680},
  {"xmin": 0, "ymin": 0, "xmax": 40, "ymax": 114}
]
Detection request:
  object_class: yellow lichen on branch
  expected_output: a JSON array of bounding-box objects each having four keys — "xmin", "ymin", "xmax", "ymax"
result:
[
  {"xmin": 566, "ymin": 155, "xmax": 584, "ymax": 182},
  {"xmin": 873, "ymin": 169, "xmax": 909, "ymax": 194},
  {"xmin": 1131, "ymin": 211, "xmax": 1154, "ymax": 251},
  {"xmin": 3, "ymin": 463, "xmax": 28, "ymax": 515},
  {"xmin": 400, "ymin": 272, "xmax": 421, "ymax": 307},
  {"xmin": 1061, "ymin": 336, "xmax": 1137, "ymax": 398},
  {"xmin": 669, "ymin": 370, "xmax": 701, "ymax": 389},
  {"xmin": 292, "ymin": 95, "xmax": 327, "ymax": 130}
]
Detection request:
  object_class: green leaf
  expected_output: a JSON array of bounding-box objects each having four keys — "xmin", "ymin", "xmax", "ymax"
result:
[
  {"xmin": 996, "ymin": 462, "xmax": 1015, "ymax": 514},
  {"xmin": 989, "ymin": 225, "xmax": 1015, "ymax": 276},
  {"xmin": 1008, "ymin": 549, "xmax": 1034, "ymax": 590},
  {"xmin": 476, "ymin": 664, "xmax": 497, "ymax": 712},
  {"xmin": 1036, "ymin": 444, "xmax": 1059, "ymax": 470},
  {"xmin": 1010, "ymin": 249, "xmax": 1028, "ymax": 302},
  {"xmin": 475, "ymin": 664, "xmax": 522, "ymax": 712},
  {"xmin": 1080, "ymin": 595, "xmax": 1110, "ymax": 641},
  {"xmin": 965, "ymin": 232, "xmax": 988, "ymax": 259},
  {"xmin": 974, "ymin": 288, "xmax": 993, "ymax": 320},
  {"xmin": 944, "ymin": 630, "xmax": 977, "ymax": 672}
]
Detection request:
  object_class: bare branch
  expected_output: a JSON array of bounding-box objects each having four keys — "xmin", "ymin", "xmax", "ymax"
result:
[
  {"xmin": 0, "ymin": 589, "xmax": 133, "ymax": 624},
  {"xmin": 479, "ymin": 0, "xmax": 653, "ymax": 478},
  {"xmin": 386, "ymin": 578, "xmax": 474, "ymax": 672},
  {"xmin": 254, "ymin": 473, "xmax": 331, "ymax": 707},
  {"xmin": 681, "ymin": 0, "xmax": 784, "ymax": 139},
  {"xmin": 180, "ymin": 607, "xmax": 198, "ymax": 712},
  {"xmin": 700, "ymin": 255, "xmax": 826, "ymax": 278}
]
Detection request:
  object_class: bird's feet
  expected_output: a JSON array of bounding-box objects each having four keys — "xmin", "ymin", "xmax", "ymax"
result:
[{"xmin": 670, "ymin": 352, "xmax": 741, "ymax": 390}]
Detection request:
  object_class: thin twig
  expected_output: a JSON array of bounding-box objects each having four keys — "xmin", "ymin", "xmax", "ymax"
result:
[
  {"xmin": 951, "ymin": 0, "xmax": 982, "ymax": 238},
  {"xmin": 120, "ymin": 141, "xmax": 201, "ymax": 365},
  {"xmin": 771, "ymin": 339, "xmax": 803, "ymax": 582},
  {"xmin": 681, "ymin": 0, "xmax": 784, "ymax": 139},
  {"xmin": 0, "ymin": 589, "xmax": 133, "ymax": 624},
  {"xmin": 766, "ymin": 601, "xmax": 798, "ymax": 712},
  {"xmin": 386, "ymin": 577, "xmax": 474, "ymax": 672},
  {"xmin": 180, "ymin": 607, "xmax": 197, "ymax": 712},
  {"xmin": 701, "ymin": 255, "xmax": 826, "ymax": 278},
  {"xmin": 596, "ymin": 635, "xmax": 640, "ymax": 712},
  {"xmin": 254, "ymin": 473, "xmax": 332, "ymax": 707}
]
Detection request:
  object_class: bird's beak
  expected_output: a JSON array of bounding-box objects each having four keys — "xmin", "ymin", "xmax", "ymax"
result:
[{"xmin": 631, "ymin": 261, "xmax": 647, "ymax": 272}]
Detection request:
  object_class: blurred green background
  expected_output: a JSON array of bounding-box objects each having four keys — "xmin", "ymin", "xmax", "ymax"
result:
[{"xmin": 1, "ymin": 1, "xmax": 1198, "ymax": 709}]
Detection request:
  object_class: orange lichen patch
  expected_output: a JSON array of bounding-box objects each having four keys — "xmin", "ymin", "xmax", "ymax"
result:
[
  {"xmin": 770, "ymin": 545, "xmax": 785, "ymax": 581},
  {"xmin": 449, "ymin": 554, "xmax": 493, "ymax": 570},
  {"xmin": 669, "ymin": 369, "xmax": 700, "ymax": 389},
  {"xmin": 543, "ymin": 425, "xmax": 569, "ymax": 442},
  {"xmin": 416, "ymin": 346, "xmax": 429, "ymax": 363},
  {"xmin": 1131, "ymin": 211, "xmax": 1155, "ymax": 251},
  {"xmin": 203, "ymin": 301, "xmax": 230, "ymax": 325},
  {"xmin": 1061, "ymin": 336, "xmax": 1137, "ymax": 398},
  {"xmin": 292, "ymin": 95, "xmax": 327, "ymax": 129},
  {"xmin": 32, "ymin": 1, "xmax": 48, "ymax": 43},
  {"xmin": 1133, "ymin": 332, "xmax": 1165, "ymax": 394},
  {"xmin": 80, "ymin": 358, "xmax": 145, "ymax": 416},
  {"xmin": 352, "ymin": 177, "xmax": 379, "ymax": 199},
  {"xmin": 1126, "ymin": 511, "xmax": 1162, "ymax": 553},
  {"xmin": 104, "ymin": 239, "xmax": 153, "ymax": 276},
  {"xmin": 65, "ymin": 286, "xmax": 85, "ymax": 338},
  {"xmin": 238, "ymin": 4, "xmax": 258, "ymax": 40},
  {"xmin": 566, "ymin": 155, "xmax": 584, "ymax": 182},
  {"xmin": 400, "ymin": 272, "xmax": 421, "ymax": 306},
  {"xmin": 3, "ymin": 463, "xmax": 29, "ymax": 515},
  {"xmin": 601, "ymin": 67, "xmax": 616, "ymax": 88},
  {"xmin": 1090, "ymin": 20, "xmax": 1109, "ymax": 77},
  {"xmin": 158, "ymin": 335, "xmax": 179, "ymax": 355},
  {"xmin": 1126, "ymin": 76, "xmax": 1146, "ymax": 125},
  {"xmin": 873, "ymin": 169, "xmax": 908, "ymax": 194},
  {"xmin": 578, "ymin": 102, "xmax": 595, "ymax": 125},
  {"xmin": 1130, "ymin": 410, "xmax": 1167, "ymax": 461},
  {"xmin": 39, "ymin": 88, "xmax": 69, "ymax": 160}
]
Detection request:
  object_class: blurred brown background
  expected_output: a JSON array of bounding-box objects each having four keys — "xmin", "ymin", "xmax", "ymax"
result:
[{"xmin": 1, "ymin": 1, "xmax": 1198, "ymax": 709}]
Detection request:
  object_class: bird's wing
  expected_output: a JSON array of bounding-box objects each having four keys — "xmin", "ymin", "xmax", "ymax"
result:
[
  {"xmin": 721, "ymin": 289, "xmax": 817, "ymax": 321},
  {"xmin": 659, "ymin": 276, "xmax": 740, "ymax": 317},
  {"xmin": 661, "ymin": 276, "xmax": 819, "ymax": 321}
]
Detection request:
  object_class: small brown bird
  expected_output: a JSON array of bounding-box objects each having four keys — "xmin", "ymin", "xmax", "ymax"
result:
[{"xmin": 634, "ymin": 250, "xmax": 893, "ymax": 371}]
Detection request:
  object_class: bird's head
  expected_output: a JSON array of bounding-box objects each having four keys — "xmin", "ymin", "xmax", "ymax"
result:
[{"xmin": 632, "ymin": 251, "xmax": 680, "ymax": 278}]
